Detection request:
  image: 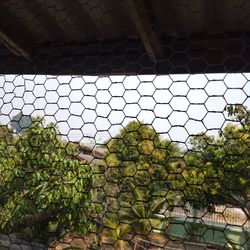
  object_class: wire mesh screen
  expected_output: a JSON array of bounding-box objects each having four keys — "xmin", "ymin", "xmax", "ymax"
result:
[
  {"xmin": 0, "ymin": 1, "xmax": 250, "ymax": 250},
  {"xmin": 0, "ymin": 74, "xmax": 249, "ymax": 249}
]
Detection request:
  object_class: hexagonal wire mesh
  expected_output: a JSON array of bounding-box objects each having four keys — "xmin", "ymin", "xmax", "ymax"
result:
[
  {"xmin": 0, "ymin": 1, "xmax": 250, "ymax": 250},
  {"xmin": 0, "ymin": 73, "xmax": 249, "ymax": 249}
]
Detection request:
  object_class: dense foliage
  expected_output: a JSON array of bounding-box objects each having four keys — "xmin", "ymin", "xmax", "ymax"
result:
[
  {"xmin": 0, "ymin": 118, "xmax": 95, "ymax": 243},
  {"xmin": 101, "ymin": 121, "xmax": 184, "ymax": 246},
  {"xmin": 102, "ymin": 110, "xmax": 250, "ymax": 245},
  {"xmin": 0, "ymin": 106, "xmax": 249, "ymax": 246},
  {"xmin": 105, "ymin": 120, "xmax": 182, "ymax": 191},
  {"xmin": 184, "ymin": 105, "xmax": 250, "ymax": 219}
]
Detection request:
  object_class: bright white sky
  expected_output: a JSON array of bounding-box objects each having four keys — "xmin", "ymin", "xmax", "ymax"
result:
[{"xmin": 0, "ymin": 73, "xmax": 249, "ymax": 147}]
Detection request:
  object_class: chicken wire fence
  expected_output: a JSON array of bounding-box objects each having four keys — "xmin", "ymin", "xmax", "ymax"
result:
[
  {"xmin": 0, "ymin": 1, "xmax": 250, "ymax": 250},
  {"xmin": 0, "ymin": 73, "xmax": 249, "ymax": 250}
]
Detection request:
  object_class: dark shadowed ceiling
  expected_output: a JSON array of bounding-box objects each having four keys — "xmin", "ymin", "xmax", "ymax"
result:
[{"xmin": 1, "ymin": 0, "xmax": 250, "ymax": 74}]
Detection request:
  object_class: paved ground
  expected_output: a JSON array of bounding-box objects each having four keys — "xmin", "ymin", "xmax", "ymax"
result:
[{"xmin": 0, "ymin": 233, "xmax": 46, "ymax": 250}]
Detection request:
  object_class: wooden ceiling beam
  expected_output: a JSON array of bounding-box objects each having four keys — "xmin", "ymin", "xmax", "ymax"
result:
[
  {"xmin": 24, "ymin": 0, "xmax": 65, "ymax": 40},
  {"xmin": 57, "ymin": 0, "xmax": 99, "ymax": 40},
  {"xmin": 0, "ymin": 28, "xmax": 32, "ymax": 61},
  {"xmin": 0, "ymin": 2, "xmax": 33, "ymax": 61},
  {"xmin": 204, "ymin": 0, "xmax": 225, "ymax": 34},
  {"xmin": 126, "ymin": 0, "xmax": 164, "ymax": 63}
]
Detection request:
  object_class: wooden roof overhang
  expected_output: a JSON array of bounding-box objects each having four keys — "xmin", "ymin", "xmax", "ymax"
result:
[{"xmin": 0, "ymin": 0, "xmax": 250, "ymax": 75}]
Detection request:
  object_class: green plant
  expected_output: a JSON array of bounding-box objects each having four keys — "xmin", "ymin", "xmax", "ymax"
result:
[
  {"xmin": 184, "ymin": 105, "xmax": 250, "ymax": 220},
  {"xmin": 0, "ymin": 118, "xmax": 96, "ymax": 244}
]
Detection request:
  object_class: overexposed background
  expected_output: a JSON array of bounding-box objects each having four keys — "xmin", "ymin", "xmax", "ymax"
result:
[{"xmin": 0, "ymin": 73, "xmax": 249, "ymax": 147}]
